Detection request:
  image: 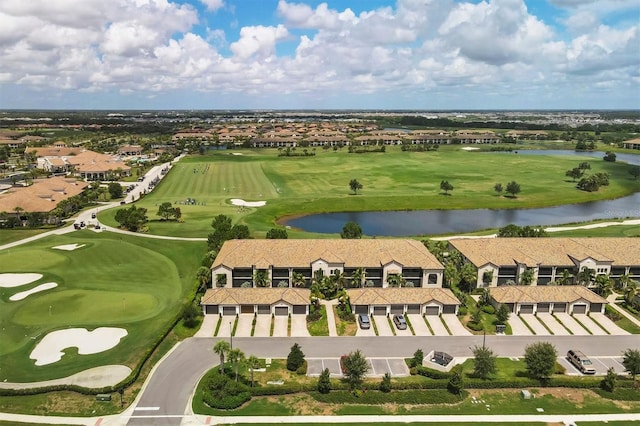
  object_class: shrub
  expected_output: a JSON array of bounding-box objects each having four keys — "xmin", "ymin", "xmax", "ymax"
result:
[
  {"xmin": 467, "ymin": 321, "xmax": 484, "ymax": 331},
  {"xmin": 317, "ymin": 368, "xmax": 331, "ymax": 394},
  {"xmin": 202, "ymin": 372, "xmax": 251, "ymax": 409},
  {"xmin": 482, "ymin": 305, "xmax": 495, "ymax": 314},
  {"xmin": 380, "ymin": 373, "xmax": 392, "ymax": 393},
  {"xmin": 458, "ymin": 306, "xmax": 468, "ymax": 316},
  {"xmin": 287, "ymin": 343, "xmax": 305, "ymax": 371},
  {"xmin": 416, "ymin": 365, "xmax": 450, "ymax": 380},
  {"xmin": 296, "ymin": 360, "xmax": 308, "ymax": 375},
  {"xmin": 409, "ymin": 349, "xmax": 425, "ymax": 368},
  {"xmin": 448, "ymin": 365, "xmax": 464, "ymax": 395}
]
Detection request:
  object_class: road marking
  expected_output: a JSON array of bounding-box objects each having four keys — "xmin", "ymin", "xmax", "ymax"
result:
[{"xmin": 134, "ymin": 406, "xmax": 160, "ymax": 411}]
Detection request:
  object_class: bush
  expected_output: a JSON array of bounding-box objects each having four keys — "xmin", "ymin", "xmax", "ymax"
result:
[
  {"xmin": 380, "ymin": 373, "xmax": 392, "ymax": 393},
  {"xmin": 467, "ymin": 321, "xmax": 484, "ymax": 331},
  {"xmin": 317, "ymin": 368, "xmax": 331, "ymax": 394},
  {"xmin": 287, "ymin": 343, "xmax": 305, "ymax": 371},
  {"xmin": 482, "ymin": 305, "xmax": 495, "ymax": 314},
  {"xmin": 202, "ymin": 372, "xmax": 251, "ymax": 409},
  {"xmin": 296, "ymin": 360, "xmax": 308, "ymax": 375},
  {"xmin": 458, "ymin": 306, "xmax": 468, "ymax": 316},
  {"xmin": 416, "ymin": 365, "xmax": 450, "ymax": 380},
  {"xmin": 409, "ymin": 349, "xmax": 425, "ymax": 368}
]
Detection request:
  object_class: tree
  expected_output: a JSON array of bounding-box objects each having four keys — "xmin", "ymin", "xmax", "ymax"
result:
[
  {"xmin": 182, "ymin": 303, "xmax": 200, "ymax": 328},
  {"xmin": 496, "ymin": 304, "xmax": 510, "ymax": 324},
  {"xmin": 519, "ymin": 268, "xmax": 535, "ymax": 285},
  {"xmin": 214, "ymin": 340, "xmax": 230, "ymax": 374},
  {"xmin": 622, "ymin": 348, "xmax": 640, "ymax": 384},
  {"xmin": 114, "ymin": 205, "xmax": 148, "ymax": 232},
  {"xmin": 482, "ymin": 271, "xmax": 493, "ymax": 288},
  {"xmin": 595, "ymin": 274, "xmax": 613, "ymax": 297},
  {"xmin": 292, "ymin": 272, "xmax": 307, "ymax": 288},
  {"xmin": 472, "ymin": 345, "xmax": 497, "ymax": 380},
  {"xmin": 493, "ymin": 182, "xmax": 503, "ymax": 195},
  {"xmin": 630, "ymin": 165, "xmax": 640, "ymax": 180},
  {"xmin": 195, "ymin": 266, "xmax": 212, "ymax": 291},
  {"xmin": 157, "ymin": 201, "xmax": 176, "ymax": 220},
  {"xmin": 557, "ymin": 269, "xmax": 574, "ymax": 286},
  {"xmin": 578, "ymin": 161, "xmax": 591, "ymax": 170},
  {"xmin": 447, "ymin": 364, "xmax": 464, "ymax": 395},
  {"xmin": 342, "ymin": 350, "xmax": 369, "ymax": 390},
  {"xmin": 349, "ymin": 178, "xmax": 363, "ymax": 194},
  {"xmin": 565, "ymin": 167, "xmax": 584, "ymax": 182},
  {"xmin": 341, "ymin": 221, "xmax": 362, "ymax": 239},
  {"xmin": 317, "ymin": 368, "xmax": 331, "ymax": 394},
  {"xmin": 286, "ymin": 343, "xmax": 305, "ymax": 371},
  {"xmin": 440, "ymin": 180, "xmax": 454, "ymax": 195},
  {"xmin": 603, "ymin": 151, "xmax": 616, "ymax": 162},
  {"xmin": 247, "ymin": 355, "xmax": 260, "ymax": 387},
  {"xmin": 266, "ymin": 228, "xmax": 288, "ymax": 239},
  {"xmin": 108, "ymin": 182, "xmax": 123, "ymax": 199},
  {"xmin": 253, "ymin": 269, "xmax": 270, "ymax": 287},
  {"xmin": 410, "ymin": 349, "xmax": 425, "ymax": 368},
  {"xmin": 207, "ymin": 214, "xmax": 250, "ymax": 252},
  {"xmin": 524, "ymin": 342, "xmax": 557, "ymax": 380},
  {"xmin": 459, "ymin": 262, "xmax": 477, "ymax": 293},
  {"xmin": 380, "ymin": 372, "xmax": 392, "ymax": 393},
  {"xmin": 601, "ymin": 367, "xmax": 617, "ymax": 392},
  {"xmin": 577, "ymin": 267, "xmax": 595, "ymax": 286},
  {"xmin": 350, "ymin": 267, "xmax": 366, "ymax": 288},
  {"xmin": 228, "ymin": 348, "xmax": 245, "ymax": 382},
  {"xmin": 505, "ymin": 181, "xmax": 521, "ymax": 197}
]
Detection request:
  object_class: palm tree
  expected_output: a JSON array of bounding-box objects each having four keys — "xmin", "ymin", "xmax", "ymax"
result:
[
  {"xmin": 519, "ymin": 268, "xmax": 535, "ymax": 286},
  {"xmin": 213, "ymin": 340, "xmax": 230, "ymax": 374},
  {"xmin": 253, "ymin": 269, "xmax": 270, "ymax": 287},
  {"xmin": 228, "ymin": 348, "xmax": 245, "ymax": 382},
  {"xmin": 556, "ymin": 269, "xmax": 574, "ymax": 286},
  {"xmin": 332, "ymin": 270, "xmax": 346, "ymax": 290},
  {"xmin": 624, "ymin": 281, "xmax": 638, "ymax": 306},
  {"xmin": 595, "ymin": 274, "xmax": 613, "ymax": 297},
  {"xmin": 577, "ymin": 267, "xmax": 596, "ymax": 287},
  {"xmin": 292, "ymin": 272, "xmax": 306, "ymax": 288},
  {"xmin": 616, "ymin": 274, "xmax": 634, "ymax": 292},
  {"xmin": 350, "ymin": 267, "xmax": 366, "ymax": 288},
  {"xmin": 247, "ymin": 354, "xmax": 260, "ymax": 387},
  {"xmin": 196, "ymin": 266, "xmax": 211, "ymax": 291}
]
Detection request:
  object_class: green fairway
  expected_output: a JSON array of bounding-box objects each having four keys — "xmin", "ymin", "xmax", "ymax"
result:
[
  {"xmin": 99, "ymin": 147, "xmax": 640, "ymax": 238},
  {"xmin": 0, "ymin": 231, "xmax": 203, "ymax": 382}
]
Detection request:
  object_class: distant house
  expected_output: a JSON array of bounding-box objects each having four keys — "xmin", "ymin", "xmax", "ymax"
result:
[
  {"xmin": 117, "ymin": 145, "xmax": 143, "ymax": 156},
  {"xmin": 621, "ymin": 138, "xmax": 640, "ymax": 150},
  {"xmin": 0, "ymin": 176, "xmax": 89, "ymax": 217},
  {"xmin": 26, "ymin": 146, "xmax": 131, "ymax": 180}
]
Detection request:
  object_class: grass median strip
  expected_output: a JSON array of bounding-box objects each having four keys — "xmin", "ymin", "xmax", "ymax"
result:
[
  {"xmin": 439, "ymin": 315, "xmax": 452, "ymax": 336},
  {"xmin": 552, "ymin": 313, "xmax": 574, "ymax": 335},
  {"xmin": 423, "ymin": 315, "xmax": 434, "ymax": 335},
  {"xmin": 387, "ymin": 315, "xmax": 397, "ymax": 336},
  {"xmin": 518, "ymin": 315, "xmax": 536, "ymax": 335},
  {"xmin": 404, "ymin": 314, "xmax": 416, "ymax": 335},
  {"xmin": 587, "ymin": 314, "xmax": 610, "ymax": 335},
  {"xmin": 571, "ymin": 315, "xmax": 592, "ymax": 335},
  {"xmin": 534, "ymin": 315, "xmax": 554, "ymax": 334}
]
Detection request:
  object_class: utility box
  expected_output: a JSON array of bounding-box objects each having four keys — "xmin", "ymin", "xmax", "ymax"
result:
[
  {"xmin": 521, "ymin": 389, "xmax": 532, "ymax": 399},
  {"xmin": 495, "ymin": 324, "xmax": 506, "ymax": 334},
  {"xmin": 96, "ymin": 393, "xmax": 112, "ymax": 402}
]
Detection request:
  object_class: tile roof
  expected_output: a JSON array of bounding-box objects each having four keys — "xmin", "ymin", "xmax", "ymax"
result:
[
  {"xmin": 489, "ymin": 285, "xmax": 607, "ymax": 304},
  {"xmin": 212, "ymin": 239, "xmax": 444, "ymax": 270},
  {"xmin": 346, "ymin": 288, "xmax": 460, "ymax": 305},
  {"xmin": 450, "ymin": 238, "xmax": 640, "ymax": 267},
  {"xmin": 201, "ymin": 288, "xmax": 310, "ymax": 305},
  {"xmin": 0, "ymin": 177, "xmax": 89, "ymax": 213}
]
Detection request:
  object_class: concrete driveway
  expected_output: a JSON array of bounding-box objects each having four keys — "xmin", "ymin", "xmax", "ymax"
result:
[
  {"xmin": 508, "ymin": 315, "xmax": 533, "ymax": 335},
  {"xmin": 253, "ymin": 315, "xmax": 271, "ymax": 337},
  {"xmin": 519, "ymin": 314, "xmax": 549, "ymax": 335},
  {"xmin": 555, "ymin": 313, "xmax": 590, "ymax": 335},
  {"xmin": 374, "ymin": 315, "xmax": 394, "ymax": 336},
  {"xmin": 235, "ymin": 314, "xmax": 254, "ymax": 337},
  {"xmin": 441, "ymin": 314, "xmax": 471, "ymax": 336},
  {"xmin": 273, "ymin": 315, "xmax": 288, "ymax": 337},
  {"xmin": 425, "ymin": 315, "xmax": 450, "ymax": 336},
  {"xmin": 290, "ymin": 314, "xmax": 310, "ymax": 337},
  {"xmin": 356, "ymin": 321, "xmax": 376, "ymax": 336},
  {"xmin": 590, "ymin": 312, "xmax": 629, "ymax": 335},
  {"xmin": 407, "ymin": 314, "xmax": 432, "ymax": 336},
  {"xmin": 216, "ymin": 316, "xmax": 234, "ymax": 337},
  {"xmin": 576, "ymin": 314, "xmax": 608, "ymax": 335},
  {"xmin": 536, "ymin": 313, "xmax": 570, "ymax": 335}
]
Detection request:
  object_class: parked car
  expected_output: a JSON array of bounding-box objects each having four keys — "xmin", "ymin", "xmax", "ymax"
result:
[
  {"xmin": 91, "ymin": 212, "xmax": 96, "ymax": 219},
  {"xmin": 358, "ymin": 314, "xmax": 371, "ymax": 330},
  {"xmin": 567, "ymin": 349, "xmax": 596, "ymax": 374},
  {"xmin": 95, "ymin": 224, "xmax": 101, "ymax": 230},
  {"xmin": 73, "ymin": 223, "xmax": 81, "ymax": 230},
  {"xmin": 393, "ymin": 314, "xmax": 407, "ymax": 330}
]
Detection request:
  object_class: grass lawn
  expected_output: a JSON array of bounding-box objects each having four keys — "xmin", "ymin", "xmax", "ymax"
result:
[
  {"xmin": 0, "ymin": 231, "xmax": 203, "ymax": 382},
  {"xmin": 307, "ymin": 306, "xmax": 329, "ymax": 336},
  {"xmin": 98, "ymin": 147, "xmax": 640, "ymax": 238},
  {"xmin": 0, "ymin": 228, "xmax": 54, "ymax": 246},
  {"xmin": 334, "ymin": 306, "xmax": 357, "ymax": 336}
]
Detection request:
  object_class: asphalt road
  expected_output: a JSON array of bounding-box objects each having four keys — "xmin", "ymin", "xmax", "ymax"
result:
[{"xmin": 126, "ymin": 334, "xmax": 640, "ymax": 426}]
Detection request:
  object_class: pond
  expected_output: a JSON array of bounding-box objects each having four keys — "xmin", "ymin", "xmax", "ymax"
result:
[{"xmin": 284, "ymin": 150, "xmax": 640, "ymax": 236}]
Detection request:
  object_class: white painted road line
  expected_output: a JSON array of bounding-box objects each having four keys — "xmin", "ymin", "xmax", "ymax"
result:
[{"xmin": 134, "ymin": 407, "xmax": 160, "ymax": 411}]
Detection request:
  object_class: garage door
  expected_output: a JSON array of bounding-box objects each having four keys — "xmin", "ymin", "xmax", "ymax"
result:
[
  {"xmin": 390, "ymin": 305, "xmax": 404, "ymax": 314},
  {"xmin": 552, "ymin": 303, "xmax": 567, "ymax": 313},
  {"xmin": 442, "ymin": 305, "xmax": 457, "ymax": 314},
  {"xmin": 572, "ymin": 304, "xmax": 587, "ymax": 314},
  {"xmin": 519, "ymin": 304, "xmax": 534, "ymax": 314},
  {"xmin": 425, "ymin": 306, "xmax": 440, "ymax": 316},
  {"xmin": 373, "ymin": 306, "xmax": 387, "ymax": 316},
  {"xmin": 590, "ymin": 303, "xmax": 603, "ymax": 313},
  {"xmin": 406, "ymin": 304, "xmax": 420, "ymax": 314},
  {"xmin": 354, "ymin": 305, "xmax": 368, "ymax": 314},
  {"xmin": 257, "ymin": 305, "xmax": 270, "ymax": 314},
  {"xmin": 240, "ymin": 305, "xmax": 254, "ymax": 314},
  {"xmin": 292, "ymin": 305, "xmax": 306, "ymax": 315},
  {"xmin": 222, "ymin": 306, "xmax": 237, "ymax": 316},
  {"xmin": 538, "ymin": 303, "xmax": 550, "ymax": 313},
  {"xmin": 274, "ymin": 306, "xmax": 289, "ymax": 316},
  {"xmin": 205, "ymin": 305, "xmax": 218, "ymax": 315}
]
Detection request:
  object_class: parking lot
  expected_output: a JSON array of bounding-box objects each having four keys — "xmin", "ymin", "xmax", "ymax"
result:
[
  {"xmin": 307, "ymin": 357, "xmax": 410, "ymax": 378},
  {"xmin": 558, "ymin": 356, "xmax": 627, "ymax": 376}
]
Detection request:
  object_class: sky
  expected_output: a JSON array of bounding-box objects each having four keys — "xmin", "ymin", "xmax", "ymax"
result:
[{"xmin": 0, "ymin": 0, "xmax": 638, "ymax": 110}]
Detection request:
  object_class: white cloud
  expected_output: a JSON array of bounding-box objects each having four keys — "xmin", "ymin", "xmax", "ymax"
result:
[
  {"xmin": 200, "ymin": 0, "xmax": 225, "ymax": 11},
  {"xmin": 230, "ymin": 25, "xmax": 289, "ymax": 60}
]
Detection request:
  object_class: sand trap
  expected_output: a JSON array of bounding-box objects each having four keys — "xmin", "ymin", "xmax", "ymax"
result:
[
  {"xmin": 232, "ymin": 152, "xmax": 244, "ymax": 155},
  {"xmin": 52, "ymin": 243, "xmax": 86, "ymax": 251},
  {"xmin": 30, "ymin": 327, "xmax": 128, "ymax": 366},
  {"xmin": 230, "ymin": 198, "xmax": 266, "ymax": 207},
  {"xmin": 0, "ymin": 273, "xmax": 43, "ymax": 288},
  {"xmin": 461, "ymin": 147, "xmax": 480, "ymax": 151},
  {"xmin": 9, "ymin": 282, "xmax": 58, "ymax": 301}
]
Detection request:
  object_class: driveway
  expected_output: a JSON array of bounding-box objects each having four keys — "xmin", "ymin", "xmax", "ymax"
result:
[
  {"xmin": 590, "ymin": 312, "xmax": 629, "ymax": 335},
  {"xmin": 356, "ymin": 322, "xmax": 376, "ymax": 336},
  {"xmin": 253, "ymin": 315, "xmax": 271, "ymax": 337},
  {"xmin": 273, "ymin": 315, "xmax": 288, "ymax": 337},
  {"xmin": 425, "ymin": 315, "xmax": 450, "ymax": 336},
  {"xmin": 194, "ymin": 315, "xmax": 218, "ymax": 338},
  {"xmin": 235, "ymin": 314, "xmax": 254, "ymax": 337},
  {"xmin": 519, "ymin": 314, "xmax": 549, "ymax": 335},
  {"xmin": 555, "ymin": 313, "xmax": 590, "ymax": 335},
  {"xmin": 576, "ymin": 314, "xmax": 608, "ymax": 336},
  {"xmin": 374, "ymin": 315, "xmax": 394, "ymax": 336},
  {"xmin": 216, "ymin": 316, "xmax": 233, "ymax": 337},
  {"xmin": 508, "ymin": 315, "xmax": 533, "ymax": 335},
  {"xmin": 290, "ymin": 314, "xmax": 310, "ymax": 337},
  {"xmin": 441, "ymin": 314, "xmax": 471, "ymax": 336},
  {"xmin": 536, "ymin": 313, "xmax": 570, "ymax": 335},
  {"xmin": 407, "ymin": 314, "xmax": 432, "ymax": 336}
]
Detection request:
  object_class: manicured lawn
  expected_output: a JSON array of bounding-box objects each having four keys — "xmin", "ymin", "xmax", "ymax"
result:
[
  {"xmin": 549, "ymin": 223, "xmax": 640, "ymax": 237},
  {"xmin": 0, "ymin": 231, "xmax": 202, "ymax": 382},
  {"xmin": 307, "ymin": 305, "xmax": 329, "ymax": 336},
  {"xmin": 99, "ymin": 148, "xmax": 640, "ymax": 237},
  {"xmin": 0, "ymin": 228, "xmax": 53, "ymax": 246}
]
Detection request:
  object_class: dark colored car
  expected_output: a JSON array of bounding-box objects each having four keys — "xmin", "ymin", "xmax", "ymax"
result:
[
  {"xmin": 393, "ymin": 314, "xmax": 408, "ymax": 330},
  {"xmin": 358, "ymin": 313, "xmax": 371, "ymax": 330}
]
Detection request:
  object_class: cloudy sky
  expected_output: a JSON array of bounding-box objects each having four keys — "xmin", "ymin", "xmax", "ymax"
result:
[{"xmin": 0, "ymin": 0, "xmax": 638, "ymax": 110}]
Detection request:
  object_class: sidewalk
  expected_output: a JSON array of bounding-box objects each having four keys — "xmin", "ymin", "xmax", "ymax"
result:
[
  {"xmin": 607, "ymin": 293, "xmax": 640, "ymax": 328},
  {"xmin": 321, "ymin": 299, "xmax": 338, "ymax": 337}
]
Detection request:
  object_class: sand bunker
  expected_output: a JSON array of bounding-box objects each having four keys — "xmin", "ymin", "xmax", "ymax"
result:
[
  {"xmin": 232, "ymin": 152, "xmax": 244, "ymax": 155},
  {"xmin": 52, "ymin": 243, "xmax": 86, "ymax": 251},
  {"xmin": 0, "ymin": 273, "xmax": 43, "ymax": 288},
  {"xmin": 230, "ymin": 198, "xmax": 266, "ymax": 207},
  {"xmin": 30, "ymin": 327, "xmax": 128, "ymax": 366},
  {"xmin": 9, "ymin": 282, "xmax": 58, "ymax": 301},
  {"xmin": 461, "ymin": 147, "xmax": 480, "ymax": 151}
]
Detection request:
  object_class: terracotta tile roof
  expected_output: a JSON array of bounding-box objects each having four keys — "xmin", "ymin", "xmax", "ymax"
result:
[
  {"xmin": 26, "ymin": 146, "xmax": 83, "ymax": 157},
  {"xmin": 449, "ymin": 238, "xmax": 640, "ymax": 267},
  {"xmin": 489, "ymin": 285, "xmax": 607, "ymax": 304},
  {"xmin": 201, "ymin": 288, "xmax": 310, "ymax": 305},
  {"xmin": 213, "ymin": 239, "xmax": 444, "ymax": 270},
  {"xmin": 346, "ymin": 288, "xmax": 460, "ymax": 305},
  {"xmin": 0, "ymin": 177, "xmax": 89, "ymax": 213}
]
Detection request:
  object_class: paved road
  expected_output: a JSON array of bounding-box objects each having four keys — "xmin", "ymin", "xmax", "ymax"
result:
[{"xmin": 125, "ymin": 334, "xmax": 640, "ymax": 426}]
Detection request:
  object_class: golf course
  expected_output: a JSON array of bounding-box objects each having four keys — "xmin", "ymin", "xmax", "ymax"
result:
[
  {"xmin": 0, "ymin": 231, "xmax": 202, "ymax": 383},
  {"xmin": 100, "ymin": 146, "xmax": 640, "ymax": 238}
]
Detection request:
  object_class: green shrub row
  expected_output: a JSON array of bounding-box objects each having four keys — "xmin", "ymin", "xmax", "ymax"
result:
[
  {"xmin": 595, "ymin": 387, "xmax": 640, "ymax": 401},
  {"xmin": 415, "ymin": 365, "xmax": 451, "ymax": 380},
  {"xmin": 309, "ymin": 389, "xmax": 465, "ymax": 405},
  {"xmin": 202, "ymin": 391, "xmax": 251, "ymax": 410}
]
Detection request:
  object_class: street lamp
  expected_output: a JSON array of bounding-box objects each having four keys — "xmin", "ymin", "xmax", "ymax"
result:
[{"xmin": 229, "ymin": 321, "xmax": 233, "ymax": 350}]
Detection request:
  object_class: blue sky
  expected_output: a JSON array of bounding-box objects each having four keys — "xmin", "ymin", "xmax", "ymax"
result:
[{"xmin": 0, "ymin": 0, "xmax": 638, "ymax": 110}]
